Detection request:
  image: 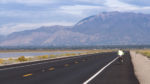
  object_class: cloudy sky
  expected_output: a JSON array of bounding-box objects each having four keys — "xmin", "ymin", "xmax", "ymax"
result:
[{"xmin": 0, "ymin": 0, "xmax": 150, "ymax": 35}]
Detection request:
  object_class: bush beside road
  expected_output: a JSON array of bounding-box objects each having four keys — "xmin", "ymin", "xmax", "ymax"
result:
[
  {"xmin": 0, "ymin": 49, "xmax": 116, "ymax": 65},
  {"xmin": 136, "ymin": 50, "xmax": 150, "ymax": 58},
  {"xmin": 0, "ymin": 53, "xmax": 79, "ymax": 65}
]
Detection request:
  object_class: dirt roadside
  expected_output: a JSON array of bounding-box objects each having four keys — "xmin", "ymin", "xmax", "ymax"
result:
[{"xmin": 130, "ymin": 51, "xmax": 150, "ymax": 84}]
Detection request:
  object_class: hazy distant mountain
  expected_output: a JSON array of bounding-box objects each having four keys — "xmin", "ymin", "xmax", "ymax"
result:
[
  {"xmin": 73, "ymin": 12, "xmax": 150, "ymax": 44},
  {"xmin": 0, "ymin": 12, "xmax": 150, "ymax": 46},
  {"xmin": 0, "ymin": 26, "xmax": 71, "ymax": 46},
  {"xmin": 74, "ymin": 12, "xmax": 150, "ymax": 34},
  {"xmin": 0, "ymin": 35, "xmax": 4, "ymax": 42}
]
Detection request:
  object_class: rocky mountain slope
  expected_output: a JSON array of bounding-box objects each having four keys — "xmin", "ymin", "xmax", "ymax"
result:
[{"xmin": 0, "ymin": 12, "xmax": 150, "ymax": 46}]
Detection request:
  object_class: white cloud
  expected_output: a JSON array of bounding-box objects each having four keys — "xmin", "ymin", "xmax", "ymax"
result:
[
  {"xmin": 105, "ymin": 0, "xmax": 139, "ymax": 11},
  {"xmin": 1, "ymin": 0, "xmax": 150, "ymax": 35},
  {"xmin": 0, "ymin": 0, "xmax": 54, "ymax": 5},
  {"xmin": 75, "ymin": 0, "xmax": 105, "ymax": 4},
  {"xmin": 0, "ymin": 22, "xmax": 74, "ymax": 35},
  {"xmin": 119, "ymin": 0, "xmax": 150, "ymax": 6},
  {"xmin": 105, "ymin": 0, "xmax": 150, "ymax": 12},
  {"xmin": 58, "ymin": 0, "xmax": 150, "ymax": 17},
  {"xmin": 59, "ymin": 5, "xmax": 102, "ymax": 16},
  {"xmin": 0, "ymin": 10, "xmax": 56, "ymax": 18},
  {"xmin": 0, "ymin": 10, "xmax": 33, "ymax": 17}
]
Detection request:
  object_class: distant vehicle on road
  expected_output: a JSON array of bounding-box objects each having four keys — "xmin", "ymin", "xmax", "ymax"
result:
[{"xmin": 118, "ymin": 49, "xmax": 124, "ymax": 63}]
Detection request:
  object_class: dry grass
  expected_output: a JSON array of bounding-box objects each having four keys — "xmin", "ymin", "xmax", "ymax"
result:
[
  {"xmin": 0, "ymin": 49, "xmax": 116, "ymax": 53},
  {"xmin": 0, "ymin": 49, "xmax": 116, "ymax": 65},
  {"xmin": 136, "ymin": 50, "xmax": 150, "ymax": 58},
  {"xmin": 0, "ymin": 59, "xmax": 4, "ymax": 64}
]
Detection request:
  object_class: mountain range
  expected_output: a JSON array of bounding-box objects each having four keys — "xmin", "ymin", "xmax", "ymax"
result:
[{"xmin": 0, "ymin": 12, "xmax": 150, "ymax": 46}]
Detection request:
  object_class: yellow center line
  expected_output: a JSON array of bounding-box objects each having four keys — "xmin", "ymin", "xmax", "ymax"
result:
[
  {"xmin": 75, "ymin": 61, "xmax": 79, "ymax": 64},
  {"xmin": 23, "ymin": 73, "xmax": 32, "ymax": 77},
  {"xmin": 49, "ymin": 67, "xmax": 55, "ymax": 71},
  {"xmin": 64, "ymin": 64, "xmax": 69, "ymax": 67}
]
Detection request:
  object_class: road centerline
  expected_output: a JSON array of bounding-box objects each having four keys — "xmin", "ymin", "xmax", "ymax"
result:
[
  {"xmin": 23, "ymin": 73, "xmax": 33, "ymax": 77},
  {"xmin": 0, "ymin": 56, "xmax": 84, "ymax": 71}
]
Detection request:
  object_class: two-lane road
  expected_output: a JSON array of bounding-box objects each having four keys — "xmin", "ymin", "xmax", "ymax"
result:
[{"xmin": 0, "ymin": 52, "xmax": 139, "ymax": 84}]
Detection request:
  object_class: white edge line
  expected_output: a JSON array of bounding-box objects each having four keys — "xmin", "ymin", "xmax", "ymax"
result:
[{"xmin": 83, "ymin": 56, "xmax": 119, "ymax": 84}]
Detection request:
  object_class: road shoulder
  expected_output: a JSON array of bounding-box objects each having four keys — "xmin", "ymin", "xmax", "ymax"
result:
[
  {"xmin": 90, "ymin": 51, "xmax": 139, "ymax": 84},
  {"xmin": 130, "ymin": 51, "xmax": 150, "ymax": 84}
]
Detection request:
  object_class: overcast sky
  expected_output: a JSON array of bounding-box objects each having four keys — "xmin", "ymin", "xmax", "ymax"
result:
[{"xmin": 0, "ymin": 0, "xmax": 150, "ymax": 35}]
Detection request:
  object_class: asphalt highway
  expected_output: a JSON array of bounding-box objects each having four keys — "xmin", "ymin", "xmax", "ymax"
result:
[{"xmin": 0, "ymin": 51, "xmax": 139, "ymax": 84}]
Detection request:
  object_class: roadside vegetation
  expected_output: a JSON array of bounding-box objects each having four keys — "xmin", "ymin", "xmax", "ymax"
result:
[
  {"xmin": 0, "ymin": 52, "xmax": 82, "ymax": 65},
  {"xmin": 0, "ymin": 49, "xmax": 116, "ymax": 65},
  {"xmin": 136, "ymin": 50, "xmax": 150, "ymax": 58}
]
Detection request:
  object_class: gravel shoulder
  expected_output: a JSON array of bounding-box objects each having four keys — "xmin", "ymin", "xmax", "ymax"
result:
[{"xmin": 130, "ymin": 51, "xmax": 150, "ymax": 84}]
